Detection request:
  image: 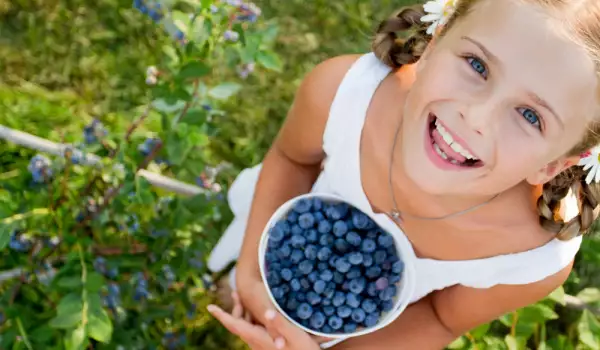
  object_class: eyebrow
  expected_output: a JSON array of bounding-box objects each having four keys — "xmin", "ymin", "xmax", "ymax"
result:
[{"xmin": 461, "ymin": 36, "xmax": 564, "ymax": 128}]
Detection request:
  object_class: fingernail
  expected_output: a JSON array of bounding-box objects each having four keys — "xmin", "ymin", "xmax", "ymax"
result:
[
  {"xmin": 275, "ymin": 337, "xmax": 286, "ymax": 349},
  {"xmin": 265, "ymin": 309, "xmax": 276, "ymax": 320},
  {"xmin": 207, "ymin": 305, "xmax": 219, "ymax": 313}
]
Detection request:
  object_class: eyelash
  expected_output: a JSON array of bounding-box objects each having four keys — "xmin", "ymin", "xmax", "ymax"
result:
[{"xmin": 463, "ymin": 55, "xmax": 543, "ymax": 132}]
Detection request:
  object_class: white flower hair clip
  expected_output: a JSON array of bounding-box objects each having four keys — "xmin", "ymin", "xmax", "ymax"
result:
[
  {"xmin": 420, "ymin": 0, "xmax": 458, "ymax": 35},
  {"xmin": 579, "ymin": 147, "xmax": 600, "ymax": 184}
]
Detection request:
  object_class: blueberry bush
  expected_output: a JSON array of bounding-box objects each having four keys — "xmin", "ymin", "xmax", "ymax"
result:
[
  {"xmin": 0, "ymin": 0, "xmax": 281, "ymax": 348},
  {"xmin": 0, "ymin": 0, "xmax": 599, "ymax": 349}
]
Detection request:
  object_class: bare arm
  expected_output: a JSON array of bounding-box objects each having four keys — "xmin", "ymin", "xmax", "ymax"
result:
[
  {"xmin": 236, "ymin": 55, "xmax": 361, "ymax": 318},
  {"xmin": 334, "ymin": 262, "xmax": 574, "ymax": 350}
]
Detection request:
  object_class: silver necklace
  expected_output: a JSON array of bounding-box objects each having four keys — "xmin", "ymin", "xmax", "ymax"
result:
[{"xmin": 387, "ymin": 120, "xmax": 499, "ymax": 224}]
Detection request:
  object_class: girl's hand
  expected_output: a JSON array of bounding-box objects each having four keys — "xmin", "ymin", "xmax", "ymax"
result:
[{"xmin": 208, "ymin": 292, "xmax": 322, "ymax": 350}]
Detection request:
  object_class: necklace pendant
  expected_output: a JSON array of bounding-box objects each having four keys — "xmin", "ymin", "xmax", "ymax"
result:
[{"xmin": 390, "ymin": 209, "xmax": 402, "ymax": 223}]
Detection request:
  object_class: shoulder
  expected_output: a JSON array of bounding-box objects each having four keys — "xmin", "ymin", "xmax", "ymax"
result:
[{"xmin": 431, "ymin": 262, "xmax": 573, "ymax": 336}]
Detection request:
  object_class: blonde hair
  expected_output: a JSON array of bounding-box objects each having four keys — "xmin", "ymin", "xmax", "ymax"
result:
[{"xmin": 372, "ymin": 0, "xmax": 600, "ymax": 240}]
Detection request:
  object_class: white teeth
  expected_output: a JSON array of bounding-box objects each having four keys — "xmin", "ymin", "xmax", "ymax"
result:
[
  {"xmin": 434, "ymin": 118, "xmax": 478, "ymax": 160},
  {"xmin": 433, "ymin": 143, "xmax": 448, "ymax": 159}
]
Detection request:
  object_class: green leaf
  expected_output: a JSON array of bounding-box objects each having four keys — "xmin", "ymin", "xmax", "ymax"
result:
[
  {"xmin": 50, "ymin": 293, "xmax": 83, "ymax": 329},
  {"xmin": 208, "ymin": 82, "xmax": 241, "ymax": 100},
  {"xmin": 178, "ymin": 61, "xmax": 210, "ymax": 80},
  {"xmin": 256, "ymin": 51, "xmax": 283, "ymax": 72},
  {"xmin": 470, "ymin": 323, "xmax": 491, "ymax": 339},
  {"xmin": 578, "ymin": 310, "xmax": 600, "ymax": 350},
  {"xmin": 547, "ymin": 286, "xmax": 565, "ymax": 306},
  {"xmin": 447, "ymin": 336, "xmax": 468, "ymax": 349},
  {"xmin": 65, "ymin": 325, "xmax": 87, "ymax": 350},
  {"xmin": 577, "ymin": 288, "xmax": 600, "ymax": 304},
  {"xmin": 518, "ymin": 304, "xmax": 558, "ymax": 323},
  {"xmin": 84, "ymin": 273, "xmax": 105, "ymax": 293},
  {"xmin": 180, "ymin": 108, "xmax": 207, "ymax": 126},
  {"xmin": 0, "ymin": 222, "xmax": 13, "ymax": 250},
  {"xmin": 504, "ymin": 335, "xmax": 527, "ymax": 350},
  {"xmin": 152, "ymin": 99, "xmax": 186, "ymax": 113},
  {"xmin": 57, "ymin": 277, "xmax": 82, "ymax": 289},
  {"xmin": 87, "ymin": 294, "xmax": 113, "ymax": 343}
]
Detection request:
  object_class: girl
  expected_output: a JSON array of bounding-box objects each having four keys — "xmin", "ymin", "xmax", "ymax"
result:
[{"xmin": 207, "ymin": 0, "xmax": 600, "ymax": 348}]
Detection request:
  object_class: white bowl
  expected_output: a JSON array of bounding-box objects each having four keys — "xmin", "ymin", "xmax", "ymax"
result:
[{"xmin": 258, "ymin": 192, "xmax": 415, "ymax": 340}]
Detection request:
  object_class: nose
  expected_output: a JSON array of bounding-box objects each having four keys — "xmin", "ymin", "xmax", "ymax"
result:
[{"xmin": 460, "ymin": 99, "xmax": 496, "ymax": 135}]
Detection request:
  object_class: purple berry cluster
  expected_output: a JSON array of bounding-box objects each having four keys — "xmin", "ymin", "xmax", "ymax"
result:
[
  {"xmin": 133, "ymin": 0, "xmax": 164, "ymax": 22},
  {"xmin": 264, "ymin": 198, "xmax": 404, "ymax": 334},
  {"xmin": 83, "ymin": 119, "xmax": 107, "ymax": 144}
]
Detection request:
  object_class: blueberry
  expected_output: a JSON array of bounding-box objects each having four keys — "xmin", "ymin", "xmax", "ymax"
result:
[
  {"xmin": 389, "ymin": 274, "xmax": 401, "ymax": 284},
  {"xmin": 267, "ymin": 271, "xmax": 281, "ymax": 286},
  {"xmin": 333, "ymin": 221, "xmax": 348, "ymax": 237},
  {"xmin": 329, "ymin": 256, "xmax": 339, "ymax": 267},
  {"xmin": 367, "ymin": 230, "xmax": 380, "ymax": 239},
  {"xmin": 362, "ymin": 254, "xmax": 374, "ymax": 267},
  {"xmin": 310, "ymin": 311, "xmax": 326, "ymax": 330},
  {"xmin": 324, "ymin": 286, "xmax": 336, "ymax": 299},
  {"xmin": 352, "ymin": 211, "xmax": 370, "ymax": 229},
  {"xmin": 298, "ymin": 213, "xmax": 316, "ymax": 229},
  {"xmin": 335, "ymin": 258, "xmax": 351, "ymax": 273},
  {"xmin": 287, "ymin": 298, "xmax": 300, "ymax": 311},
  {"xmin": 367, "ymin": 282, "xmax": 378, "ymax": 297},
  {"xmin": 392, "ymin": 261, "xmax": 404, "ymax": 274},
  {"xmin": 318, "ymin": 220, "xmax": 332, "ymax": 234},
  {"xmin": 377, "ymin": 235, "xmax": 394, "ymax": 248},
  {"xmin": 346, "ymin": 267, "xmax": 362, "ymax": 279},
  {"xmin": 326, "ymin": 203, "xmax": 349, "ymax": 220},
  {"xmin": 365, "ymin": 266, "xmax": 382, "ymax": 279},
  {"xmin": 297, "ymin": 291, "xmax": 307, "ymax": 301},
  {"xmin": 342, "ymin": 281, "xmax": 350, "ymax": 291},
  {"xmin": 291, "ymin": 225, "xmax": 303, "ymax": 235},
  {"xmin": 381, "ymin": 300, "xmax": 394, "ymax": 312},
  {"xmin": 291, "ymin": 235, "xmax": 307, "ymax": 248},
  {"xmin": 328, "ymin": 316, "xmax": 343, "ymax": 330},
  {"xmin": 297, "ymin": 303, "xmax": 313, "ymax": 320},
  {"xmin": 320, "ymin": 270, "xmax": 334, "ymax": 282},
  {"xmin": 364, "ymin": 313, "xmax": 379, "ymax": 328},
  {"xmin": 348, "ymin": 252, "xmax": 364, "ymax": 265},
  {"xmin": 317, "ymin": 262, "xmax": 328, "ymax": 271},
  {"xmin": 293, "ymin": 199, "xmax": 312, "ymax": 214},
  {"xmin": 306, "ymin": 291, "xmax": 322, "ymax": 305},
  {"xmin": 299, "ymin": 260, "xmax": 314, "ymax": 275},
  {"xmin": 345, "ymin": 219, "xmax": 354, "ymax": 230},
  {"xmin": 277, "ymin": 245, "xmax": 291, "ymax": 259},
  {"xmin": 361, "ymin": 239, "xmax": 377, "ymax": 253},
  {"xmin": 349, "ymin": 277, "xmax": 367, "ymax": 294},
  {"xmin": 379, "ymin": 285, "xmax": 397, "ymax": 301},
  {"xmin": 281, "ymin": 284, "xmax": 290, "ymax": 294},
  {"xmin": 287, "ymin": 211, "xmax": 299, "ymax": 223},
  {"xmin": 314, "ymin": 211, "xmax": 325, "ymax": 222},
  {"xmin": 281, "ymin": 268, "xmax": 293, "ymax": 281},
  {"xmin": 323, "ymin": 306, "xmax": 335, "ymax": 316},
  {"xmin": 317, "ymin": 247, "xmax": 332, "ymax": 261},
  {"xmin": 345, "ymin": 231, "xmax": 362, "ymax": 247},
  {"xmin": 334, "ymin": 239, "xmax": 351, "ymax": 254},
  {"xmin": 336, "ymin": 306, "xmax": 352, "ymax": 319},
  {"xmin": 322, "ymin": 325, "xmax": 333, "ymax": 334},
  {"xmin": 319, "ymin": 234, "xmax": 334, "ymax": 247},
  {"xmin": 270, "ymin": 226, "xmax": 285, "ymax": 242},
  {"xmin": 333, "ymin": 271, "xmax": 345, "ymax": 284},
  {"xmin": 322, "ymin": 298, "xmax": 332, "ymax": 306},
  {"xmin": 374, "ymin": 250, "xmax": 387, "ymax": 265},
  {"xmin": 351, "ymin": 309, "xmax": 366, "ymax": 323},
  {"xmin": 313, "ymin": 198, "xmax": 324, "ymax": 211},
  {"xmin": 290, "ymin": 249, "xmax": 305, "ymax": 264},
  {"xmin": 314, "ymin": 280, "xmax": 327, "ymax": 294},
  {"xmin": 306, "ymin": 229, "xmax": 318, "ymax": 243},
  {"xmin": 346, "ymin": 293, "xmax": 361, "ymax": 308},
  {"xmin": 290, "ymin": 279, "xmax": 302, "ymax": 291},
  {"xmin": 308, "ymin": 271, "xmax": 319, "ymax": 283},
  {"xmin": 343, "ymin": 323, "xmax": 358, "ymax": 333},
  {"xmin": 300, "ymin": 279, "xmax": 311, "ymax": 290},
  {"xmin": 272, "ymin": 287, "xmax": 284, "ymax": 300},
  {"xmin": 375, "ymin": 277, "xmax": 389, "ymax": 291},
  {"xmin": 361, "ymin": 299, "xmax": 378, "ymax": 313},
  {"xmin": 333, "ymin": 292, "xmax": 346, "ymax": 307},
  {"xmin": 275, "ymin": 221, "xmax": 291, "ymax": 234}
]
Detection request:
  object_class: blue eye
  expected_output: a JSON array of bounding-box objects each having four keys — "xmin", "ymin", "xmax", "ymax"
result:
[
  {"xmin": 466, "ymin": 56, "xmax": 488, "ymax": 79},
  {"xmin": 518, "ymin": 107, "xmax": 542, "ymax": 130}
]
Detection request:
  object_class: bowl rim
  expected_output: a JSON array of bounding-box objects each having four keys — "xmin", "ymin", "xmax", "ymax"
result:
[{"xmin": 258, "ymin": 192, "xmax": 416, "ymax": 339}]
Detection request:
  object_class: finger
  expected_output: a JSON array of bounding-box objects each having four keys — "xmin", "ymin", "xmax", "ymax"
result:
[
  {"xmin": 208, "ymin": 304, "xmax": 274, "ymax": 346},
  {"xmin": 231, "ymin": 291, "xmax": 244, "ymax": 319},
  {"xmin": 264, "ymin": 309, "xmax": 311, "ymax": 346},
  {"xmin": 244, "ymin": 310, "xmax": 253, "ymax": 323}
]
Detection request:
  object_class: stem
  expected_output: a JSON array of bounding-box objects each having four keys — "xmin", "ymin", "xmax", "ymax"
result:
[
  {"xmin": 510, "ymin": 311, "xmax": 519, "ymax": 337},
  {"xmin": 1, "ymin": 208, "xmax": 50, "ymax": 224},
  {"xmin": 78, "ymin": 245, "xmax": 89, "ymax": 327},
  {"xmin": 16, "ymin": 317, "xmax": 34, "ymax": 350},
  {"xmin": 172, "ymin": 80, "xmax": 200, "ymax": 125}
]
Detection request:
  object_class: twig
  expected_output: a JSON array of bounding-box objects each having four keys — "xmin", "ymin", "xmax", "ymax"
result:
[
  {"xmin": 15, "ymin": 317, "xmax": 34, "ymax": 350},
  {"xmin": 564, "ymin": 294, "xmax": 600, "ymax": 316}
]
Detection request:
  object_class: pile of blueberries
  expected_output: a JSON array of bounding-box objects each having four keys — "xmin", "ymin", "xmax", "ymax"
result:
[{"xmin": 264, "ymin": 197, "xmax": 404, "ymax": 335}]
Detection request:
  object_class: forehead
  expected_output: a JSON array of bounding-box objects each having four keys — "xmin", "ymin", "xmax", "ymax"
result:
[{"xmin": 446, "ymin": 0, "xmax": 599, "ymax": 124}]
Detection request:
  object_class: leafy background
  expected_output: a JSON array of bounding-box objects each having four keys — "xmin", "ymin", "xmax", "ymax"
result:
[{"xmin": 0, "ymin": 0, "xmax": 598, "ymax": 349}]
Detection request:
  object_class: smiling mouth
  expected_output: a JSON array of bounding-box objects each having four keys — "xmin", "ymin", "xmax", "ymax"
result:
[{"xmin": 428, "ymin": 113, "xmax": 483, "ymax": 168}]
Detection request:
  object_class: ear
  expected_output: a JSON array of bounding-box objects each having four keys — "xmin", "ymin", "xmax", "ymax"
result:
[{"xmin": 526, "ymin": 155, "xmax": 580, "ymax": 185}]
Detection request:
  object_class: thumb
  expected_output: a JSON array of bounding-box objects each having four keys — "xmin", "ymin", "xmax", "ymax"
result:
[{"xmin": 264, "ymin": 308, "xmax": 314, "ymax": 346}]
